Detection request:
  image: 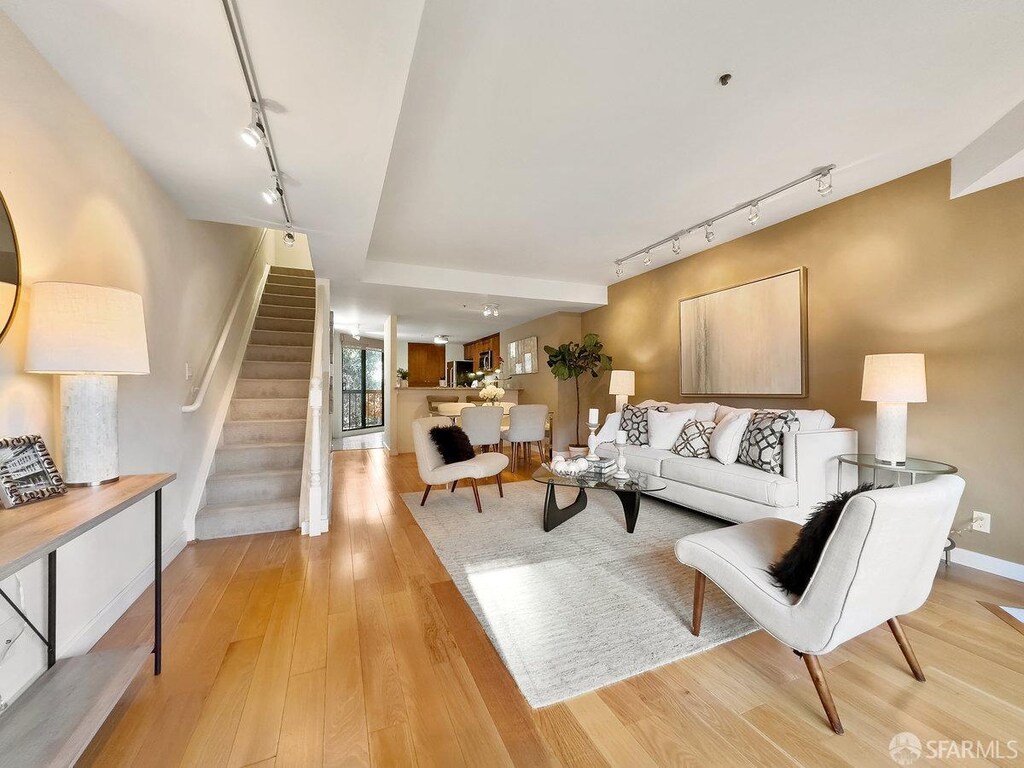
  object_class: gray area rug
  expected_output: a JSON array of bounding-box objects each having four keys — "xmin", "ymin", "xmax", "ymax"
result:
[{"xmin": 404, "ymin": 480, "xmax": 756, "ymax": 707}]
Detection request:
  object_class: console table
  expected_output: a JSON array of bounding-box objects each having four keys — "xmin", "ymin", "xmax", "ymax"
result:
[{"xmin": 0, "ymin": 473, "xmax": 174, "ymax": 768}]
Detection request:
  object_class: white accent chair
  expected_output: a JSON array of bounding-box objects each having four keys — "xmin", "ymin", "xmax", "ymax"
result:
[
  {"xmin": 412, "ymin": 417, "xmax": 508, "ymax": 513},
  {"xmin": 459, "ymin": 405, "xmax": 503, "ymax": 452},
  {"xmin": 675, "ymin": 475, "xmax": 965, "ymax": 734},
  {"xmin": 500, "ymin": 404, "xmax": 548, "ymax": 467}
]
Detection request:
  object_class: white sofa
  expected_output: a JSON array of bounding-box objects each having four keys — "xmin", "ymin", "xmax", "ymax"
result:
[{"xmin": 595, "ymin": 401, "xmax": 858, "ymax": 524}]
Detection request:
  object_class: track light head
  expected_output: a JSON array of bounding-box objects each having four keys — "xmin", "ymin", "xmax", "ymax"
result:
[
  {"xmin": 482, "ymin": 303, "xmax": 500, "ymax": 318},
  {"xmin": 262, "ymin": 178, "xmax": 282, "ymax": 205},
  {"xmin": 615, "ymin": 266, "xmax": 624, "ymax": 278},
  {"xmin": 283, "ymin": 230, "xmax": 296, "ymax": 247},
  {"xmin": 241, "ymin": 103, "xmax": 266, "ymax": 148},
  {"xmin": 817, "ymin": 171, "xmax": 833, "ymax": 196},
  {"xmin": 748, "ymin": 202, "xmax": 760, "ymax": 226},
  {"xmin": 704, "ymin": 223, "xmax": 715, "ymax": 243},
  {"xmin": 642, "ymin": 251, "xmax": 652, "ymax": 266},
  {"xmin": 672, "ymin": 237, "xmax": 681, "ymax": 255}
]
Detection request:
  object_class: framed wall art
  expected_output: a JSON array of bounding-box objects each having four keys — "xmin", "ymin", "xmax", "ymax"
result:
[{"xmin": 0, "ymin": 435, "xmax": 67, "ymax": 508}]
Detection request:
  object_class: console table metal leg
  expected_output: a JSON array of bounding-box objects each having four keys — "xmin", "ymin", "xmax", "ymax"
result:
[
  {"xmin": 543, "ymin": 484, "xmax": 587, "ymax": 532},
  {"xmin": 154, "ymin": 488, "xmax": 162, "ymax": 675},
  {"xmin": 613, "ymin": 490, "xmax": 641, "ymax": 533},
  {"xmin": 47, "ymin": 551, "xmax": 56, "ymax": 669}
]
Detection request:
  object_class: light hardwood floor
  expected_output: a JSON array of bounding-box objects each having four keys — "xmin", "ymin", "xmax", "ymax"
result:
[{"xmin": 80, "ymin": 449, "xmax": 1024, "ymax": 766}]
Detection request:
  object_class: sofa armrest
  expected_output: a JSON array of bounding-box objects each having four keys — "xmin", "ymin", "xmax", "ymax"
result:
[{"xmin": 782, "ymin": 428, "xmax": 858, "ymax": 508}]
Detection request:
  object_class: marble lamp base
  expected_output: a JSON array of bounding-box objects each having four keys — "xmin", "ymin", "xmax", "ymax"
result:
[{"xmin": 59, "ymin": 374, "xmax": 119, "ymax": 486}]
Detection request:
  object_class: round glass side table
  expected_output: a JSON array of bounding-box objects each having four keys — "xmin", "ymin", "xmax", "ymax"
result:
[{"xmin": 837, "ymin": 454, "xmax": 959, "ymax": 564}]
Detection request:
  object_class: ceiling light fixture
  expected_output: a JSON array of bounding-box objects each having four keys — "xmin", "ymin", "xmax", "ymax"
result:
[
  {"xmin": 817, "ymin": 170, "xmax": 833, "ymax": 196},
  {"xmin": 642, "ymin": 251, "xmax": 653, "ymax": 266},
  {"xmin": 482, "ymin": 303, "xmax": 500, "ymax": 317},
  {"xmin": 240, "ymin": 102, "xmax": 266, "ymax": 148},
  {"xmin": 262, "ymin": 176, "xmax": 282, "ymax": 205},
  {"xmin": 283, "ymin": 228, "xmax": 296, "ymax": 247},
  {"xmin": 747, "ymin": 202, "xmax": 760, "ymax": 225},
  {"xmin": 612, "ymin": 164, "xmax": 835, "ymax": 269},
  {"xmin": 434, "ymin": 334, "xmax": 449, "ymax": 345}
]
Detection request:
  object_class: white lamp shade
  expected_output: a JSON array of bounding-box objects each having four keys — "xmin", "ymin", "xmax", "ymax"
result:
[
  {"xmin": 25, "ymin": 282, "xmax": 150, "ymax": 375},
  {"xmin": 609, "ymin": 369, "xmax": 635, "ymax": 396},
  {"xmin": 861, "ymin": 353, "xmax": 926, "ymax": 403}
]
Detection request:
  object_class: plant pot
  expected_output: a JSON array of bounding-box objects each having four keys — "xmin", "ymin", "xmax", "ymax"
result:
[
  {"xmin": 399, "ymin": 380, "xmax": 408, "ymax": 388},
  {"xmin": 568, "ymin": 445, "xmax": 588, "ymax": 458}
]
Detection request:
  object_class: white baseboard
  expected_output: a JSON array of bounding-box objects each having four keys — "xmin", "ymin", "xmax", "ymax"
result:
[
  {"xmin": 60, "ymin": 532, "xmax": 187, "ymax": 657},
  {"xmin": 948, "ymin": 546, "xmax": 1024, "ymax": 583}
]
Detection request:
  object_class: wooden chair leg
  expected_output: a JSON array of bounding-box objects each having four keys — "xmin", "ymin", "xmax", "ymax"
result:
[
  {"xmin": 420, "ymin": 485, "xmax": 431, "ymax": 506},
  {"xmin": 802, "ymin": 654, "xmax": 844, "ymax": 734},
  {"xmin": 888, "ymin": 617, "xmax": 926, "ymax": 682},
  {"xmin": 470, "ymin": 479, "xmax": 483, "ymax": 513},
  {"xmin": 496, "ymin": 471, "xmax": 504, "ymax": 497},
  {"xmin": 526, "ymin": 441, "xmax": 532, "ymax": 465},
  {"xmin": 450, "ymin": 479, "xmax": 458, "ymax": 493},
  {"xmin": 691, "ymin": 571, "xmax": 706, "ymax": 636}
]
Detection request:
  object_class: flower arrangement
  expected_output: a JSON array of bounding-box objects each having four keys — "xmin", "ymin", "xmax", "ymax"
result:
[{"xmin": 478, "ymin": 383, "xmax": 505, "ymax": 403}]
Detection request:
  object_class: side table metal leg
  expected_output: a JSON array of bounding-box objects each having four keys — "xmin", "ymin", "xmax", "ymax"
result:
[
  {"xmin": 154, "ymin": 488, "xmax": 162, "ymax": 675},
  {"xmin": 47, "ymin": 551, "xmax": 56, "ymax": 669}
]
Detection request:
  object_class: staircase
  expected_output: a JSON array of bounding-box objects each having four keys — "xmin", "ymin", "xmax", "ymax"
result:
[{"xmin": 195, "ymin": 266, "xmax": 316, "ymax": 540}]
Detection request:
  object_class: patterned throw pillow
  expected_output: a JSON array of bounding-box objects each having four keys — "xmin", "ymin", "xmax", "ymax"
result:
[
  {"xmin": 671, "ymin": 419, "xmax": 716, "ymax": 458},
  {"xmin": 737, "ymin": 410, "xmax": 798, "ymax": 474},
  {"xmin": 619, "ymin": 403, "xmax": 667, "ymax": 445}
]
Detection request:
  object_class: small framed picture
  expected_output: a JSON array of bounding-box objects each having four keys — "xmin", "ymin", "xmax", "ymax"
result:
[{"xmin": 0, "ymin": 435, "xmax": 67, "ymax": 508}]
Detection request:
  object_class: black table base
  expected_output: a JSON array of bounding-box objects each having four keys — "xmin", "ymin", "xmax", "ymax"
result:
[{"xmin": 542, "ymin": 483, "xmax": 641, "ymax": 533}]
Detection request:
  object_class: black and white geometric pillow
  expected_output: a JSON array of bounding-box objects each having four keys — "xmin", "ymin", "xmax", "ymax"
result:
[
  {"xmin": 737, "ymin": 410, "xmax": 798, "ymax": 474},
  {"xmin": 620, "ymin": 404, "xmax": 667, "ymax": 446},
  {"xmin": 671, "ymin": 419, "xmax": 716, "ymax": 458}
]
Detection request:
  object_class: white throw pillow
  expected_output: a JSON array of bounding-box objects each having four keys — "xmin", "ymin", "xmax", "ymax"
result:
[
  {"xmin": 709, "ymin": 410, "xmax": 751, "ymax": 465},
  {"xmin": 715, "ymin": 405, "xmax": 836, "ymax": 431},
  {"xmin": 638, "ymin": 400, "xmax": 719, "ymax": 421},
  {"xmin": 595, "ymin": 411, "xmax": 621, "ymax": 443},
  {"xmin": 647, "ymin": 409, "xmax": 696, "ymax": 450}
]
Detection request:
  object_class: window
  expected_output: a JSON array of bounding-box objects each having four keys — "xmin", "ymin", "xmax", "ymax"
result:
[{"xmin": 341, "ymin": 343, "xmax": 384, "ymax": 430}]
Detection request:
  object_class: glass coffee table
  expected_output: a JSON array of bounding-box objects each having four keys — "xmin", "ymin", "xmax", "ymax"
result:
[{"xmin": 532, "ymin": 466, "xmax": 667, "ymax": 533}]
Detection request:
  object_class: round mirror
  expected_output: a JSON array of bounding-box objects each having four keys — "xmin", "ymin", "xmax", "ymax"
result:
[{"xmin": 0, "ymin": 191, "xmax": 20, "ymax": 344}]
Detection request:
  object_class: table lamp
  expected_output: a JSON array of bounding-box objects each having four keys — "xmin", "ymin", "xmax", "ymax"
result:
[
  {"xmin": 861, "ymin": 353, "xmax": 926, "ymax": 466},
  {"xmin": 25, "ymin": 282, "xmax": 150, "ymax": 486},
  {"xmin": 609, "ymin": 370, "xmax": 635, "ymax": 412}
]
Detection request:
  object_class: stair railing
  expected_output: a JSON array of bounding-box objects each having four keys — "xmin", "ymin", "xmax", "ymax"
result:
[{"xmin": 300, "ymin": 278, "xmax": 332, "ymax": 536}]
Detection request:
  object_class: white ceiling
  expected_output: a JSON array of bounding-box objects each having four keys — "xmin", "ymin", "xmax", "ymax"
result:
[{"xmin": 5, "ymin": 1, "xmax": 1024, "ymax": 338}]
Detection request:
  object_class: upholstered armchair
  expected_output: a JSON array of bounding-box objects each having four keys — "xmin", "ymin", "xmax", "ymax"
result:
[
  {"xmin": 675, "ymin": 475, "xmax": 965, "ymax": 734},
  {"xmin": 412, "ymin": 417, "xmax": 509, "ymax": 512}
]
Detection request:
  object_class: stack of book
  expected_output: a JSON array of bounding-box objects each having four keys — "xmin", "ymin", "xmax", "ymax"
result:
[{"xmin": 583, "ymin": 457, "xmax": 616, "ymax": 479}]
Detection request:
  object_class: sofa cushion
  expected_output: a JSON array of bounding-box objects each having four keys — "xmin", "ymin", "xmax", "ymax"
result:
[
  {"xmin": 716, "ymin": 405, "xmax": 835, "ymax": 431},
  {"xmin": 620, "ymin": 403, "xmax": 666, "ymax": 445},
  {"xmin": 649, "ymin": 409, "xmax": 695, "ymax": 450},
  {"xmin": 709, "ymin": 410, "xmax": 751, "ymax": 465},
  {"xmin": 671, "ymin": 419, "xmax": 715, "ymax": 458},
  {"xmin": 595, "ymin": 444, "xmax": 677, "ymax": 476},
  {"xmin": 638, "ymin": 400, "xmax": 718, "ymax": 421},
  {"xmin": 661, "ymin": 455, "xmax": 800, "ymax": 507},
  {"xmin": 738, "ymin": 409, "xmax": 798, "ymax": 474}
]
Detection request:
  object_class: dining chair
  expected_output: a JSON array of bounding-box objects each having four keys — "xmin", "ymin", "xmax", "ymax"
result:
[
  {"xmin": 459, "ymin": 405, "xmax": 503, "ymax": 452},
  {"xmin": 426, "ymin": 394, "xmax": 460, "ymax": 415},
  {"xmin": 500, "ymin": 404, "xmax": 549, "ymax": 467},
  {"xmin": 675, "ymin": 475, "xmax": 965, "ymax": 734},
  {"xmin": 412, "ymin": 417, "xmax": 508, "ymax": 513},
  {"xmin": 435, "ymin": 401, "xmax": 474, "ymax": 423}
]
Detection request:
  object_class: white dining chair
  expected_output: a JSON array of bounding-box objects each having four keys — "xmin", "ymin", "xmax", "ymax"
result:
[
  {"xmin": 500, "ymin": 404, "xmax": 548, "ymax": 467},
  {"xmin": 459, "ymin": 405, "xmax": 503, "ymax": 452},
  {"xmin": 675, "ymin": 475, "xmax": 965, "ymax": 734},
  {"xmin": 412, "ymin": 417, "xmax": 509, "ymax": 512}
]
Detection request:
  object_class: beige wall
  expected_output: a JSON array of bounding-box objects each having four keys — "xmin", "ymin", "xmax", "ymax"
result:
[
  {"xmin": 0, "ymin": 15, "xmax": 262, "ymax": 700},
  {"xmin": 499, "ymin": 311, "xmax": 590, "ymax": 450},
  {"xmin": 582, "ymin": 162, "xmax": 1024, "ymax": 564}
]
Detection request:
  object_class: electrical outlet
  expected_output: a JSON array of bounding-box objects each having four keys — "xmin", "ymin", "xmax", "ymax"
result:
[{"xmin": 971, "ymin": 511, "xmax": 991, "ymax": 534}]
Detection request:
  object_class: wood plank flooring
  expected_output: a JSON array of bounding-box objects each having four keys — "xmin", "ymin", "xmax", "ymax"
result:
[{"xmin": 79, "ymin": 448, "xmax": 1024, "ymax": 766}]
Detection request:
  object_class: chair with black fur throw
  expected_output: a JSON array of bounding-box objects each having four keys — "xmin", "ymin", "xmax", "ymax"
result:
[
  {"xmin": 413, "ymin": 417, "xmax": 509, "ymax": 513},
  {"xmin": 674, "ymin": 475, "xmax": 964, "ymax": 734}
]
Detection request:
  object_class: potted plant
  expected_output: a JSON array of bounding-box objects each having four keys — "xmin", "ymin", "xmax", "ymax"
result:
[
  {"xmin": 478, "ymin": 383, "xmax": 505, "ymax": 404},
  {"xmin": 544, "ymin": 334, "xmax": 612, "ymax": 453},
  {"xmin": 397, "ymin": 368, "xmax": 409, "ymax": 387}
]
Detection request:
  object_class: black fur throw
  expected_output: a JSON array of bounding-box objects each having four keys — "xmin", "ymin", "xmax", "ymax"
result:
[
  {"xmin": 429, "ymin": 425, "xmax": 476, "ymax": 464},
  {"xmin": 769, "ymin": 483, "xmax": 881, "ymax": 596}
]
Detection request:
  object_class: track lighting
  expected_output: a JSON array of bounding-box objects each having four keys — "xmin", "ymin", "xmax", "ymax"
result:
[
  {"xmin": 642, "ymin": 251, "xmax": 653, "ymax": 266},
  {"xmin": 283, "ymin": 228, "xmax": 296, "ymax": 247},
  {"xmin": 611, "ymin": 164, "xmax": 835, "ymax": 269},
  {"xmin": 817, "ymin": 170, "xmax": 833, "ymax": 196},
  {"xmin": 482, "ymin": 303, "xmax": 500, "ymax": 318},
  {"xmin": 240, "ymin": 103, "xmax": 266, "ymax": 148},
  {"xmin": 262, "ymin": 177, "xmax": 282, "ymax": 205},
  {"xmin": 434, "ymin": 334, "xmax": 449, "ymax": 345}
]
